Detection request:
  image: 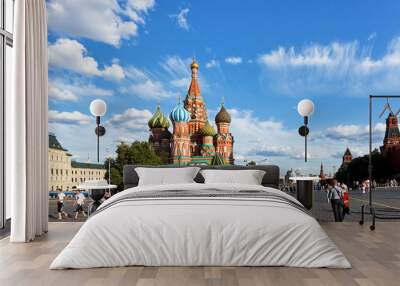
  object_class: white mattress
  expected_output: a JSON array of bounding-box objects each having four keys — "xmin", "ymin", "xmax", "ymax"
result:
[{"xmin": 50, "ymin": 183, "xmax": 351, "ymax": 269}]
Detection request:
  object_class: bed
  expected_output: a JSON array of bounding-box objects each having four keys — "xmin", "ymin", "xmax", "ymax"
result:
[{"xmin": 50, "ymin": 165, "xmax": 351, "ymax": 269}]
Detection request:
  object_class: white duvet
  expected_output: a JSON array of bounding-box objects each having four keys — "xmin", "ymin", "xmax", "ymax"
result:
[{"xmin": 50, "ymin": 183, "xmax": 351, "ymax": 269}]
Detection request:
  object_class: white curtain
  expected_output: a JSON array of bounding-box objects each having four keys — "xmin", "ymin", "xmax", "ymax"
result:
[{"xmin": 7, "ymin": 0, "xmax": 48, "ymax": 242}]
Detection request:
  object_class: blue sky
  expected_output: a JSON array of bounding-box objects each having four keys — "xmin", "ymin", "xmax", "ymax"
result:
[{"xmin": 47, "ymin": 0, "xmax": 400, "ymax": 175}]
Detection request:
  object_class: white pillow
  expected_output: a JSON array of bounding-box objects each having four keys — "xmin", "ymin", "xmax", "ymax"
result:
[
  {"xmin": 200, "ymin": 169, "xmax": 266, "ymax": 185},
  {"xmin": 136, "ymin": 167, "xmax": 200, "ymax": 186}
]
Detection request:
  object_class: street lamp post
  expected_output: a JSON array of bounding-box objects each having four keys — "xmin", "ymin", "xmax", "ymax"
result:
[
  {"xmin": 90, "ymin": 99, "xmax": 107, "ymax": 162},
  {"xmin": 297, "ymin": 99, "xmax": 315, "ymax": 162}
]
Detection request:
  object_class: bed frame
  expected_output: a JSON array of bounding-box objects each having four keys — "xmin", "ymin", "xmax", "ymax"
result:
[{"xmin": 123, "ymin": 165, "xmax": 280, "ymax": 190}]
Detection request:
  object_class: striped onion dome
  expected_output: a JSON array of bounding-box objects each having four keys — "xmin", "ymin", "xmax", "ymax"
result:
[
  {"xmin": 215, "ymin": 105, "xmax": 231, "ymax": 124},
  {"xmin": 170, "ymin": 102, "xmax": 190, "ymax": 122},
  {"xmin": 199, "ymin": 121, "xmax": 217, "ymax": 137},
  {"xmin": 148, "ymin": 106, "xmax": 170, "ymax": 129}
]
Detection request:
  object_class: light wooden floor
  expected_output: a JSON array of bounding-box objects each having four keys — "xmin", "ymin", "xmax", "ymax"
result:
[{"xmin": 0, "ymin": 222, "xmax": 399, "ymax": 286}]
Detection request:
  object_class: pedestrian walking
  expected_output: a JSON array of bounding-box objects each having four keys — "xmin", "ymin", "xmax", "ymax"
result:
[
  {"xmin": 327, "ymin": 179, "xmax": 344, "ymax": 222},
  {"xmin": 56, "ymin": 188, "xmax": 69, "ymax": 220},
  {"xmin": 73, "ymin": 188, "xmax": 87, "ymax": 220}
]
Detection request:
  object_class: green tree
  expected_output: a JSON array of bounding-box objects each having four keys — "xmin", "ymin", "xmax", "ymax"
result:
[{"xmin": 104, "ymin": 141, "xmax": 162, "ymax": 191}]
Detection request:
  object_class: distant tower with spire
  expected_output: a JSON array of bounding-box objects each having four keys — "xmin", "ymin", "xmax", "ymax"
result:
[
  {"xmin": 319, "ymin": 162, "xmax": 325, "ymax": 179},
  {"xmin": 342, "ymin": 147, "xmax": 353, "ymax": 165},
  {"xmin": 147, "ymin": 59, "xmax": 235, "ymax": 165}
]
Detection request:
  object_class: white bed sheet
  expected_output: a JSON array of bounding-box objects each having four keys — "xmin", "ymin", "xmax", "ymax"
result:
[{"xmin": 50, "ymin": 183, "xmax": 351, "ymax": 269}]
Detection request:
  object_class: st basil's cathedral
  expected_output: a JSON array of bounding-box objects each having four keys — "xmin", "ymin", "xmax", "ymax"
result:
[{"xmin": 148, "ymin": 59, "xmax": 234, "ymax": 165}]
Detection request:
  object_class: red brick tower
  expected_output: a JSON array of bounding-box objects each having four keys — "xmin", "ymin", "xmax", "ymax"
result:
[
  {"xmin": 170, "ymin": 102, "xmax": 191, "ymax": 165},
  {"xmin": 184, "ymin": 59, "xmax": 208, "ymax": 156},
  {"xmin": 342, "ymin": 148, "xmax": 352, "ymax": 165},
  {"xmin": 380, "ymin": 112, "xmax": 400, "ymax": 170},
  {"xmin": 215, "ymin": 104, "xmax": 234, "ymax": 164},
  {"xmin": 148, "ymin": 105, "xmax": 171, "ymax": 156}
]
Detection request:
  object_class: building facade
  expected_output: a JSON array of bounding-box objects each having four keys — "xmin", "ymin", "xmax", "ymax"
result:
[
  {"xmin": 48, "ymin": 133, "xmax": 106, "ymax": 191},
  {"xmin": 148, "ymin": 60, "xmax": 234, "ymax": 165}
]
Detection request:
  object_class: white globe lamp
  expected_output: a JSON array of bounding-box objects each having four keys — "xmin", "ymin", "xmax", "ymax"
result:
[
  {"xmin": 297, "ymin": 99, "xmax": 314, "ymax": 117},
  {"xmin": 90, "ymin": 99, "xmax": 107, "ymax": 117},
  {"xmin": 90, "ymin": 99, "xmax": 107, "ymax": 162}
]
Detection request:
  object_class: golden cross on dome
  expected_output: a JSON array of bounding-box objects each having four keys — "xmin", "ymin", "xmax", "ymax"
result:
[{"xmin": 221, "ymin": 96, "xmax": 225, "ymax": 106}]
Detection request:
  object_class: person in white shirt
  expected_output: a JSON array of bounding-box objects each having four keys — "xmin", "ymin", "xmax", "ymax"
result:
[
  {"xmin": 57, "ymin": 188, "xmax": 68, "ymax": 220},
  {"xmin": 73, "ymin": 189, "xmax": 87, "ymax": 220}
]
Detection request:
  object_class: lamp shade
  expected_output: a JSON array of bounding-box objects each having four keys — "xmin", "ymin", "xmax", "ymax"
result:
[
  {"xmin": 297, "ymin": 99, "xmax": 315, "ymax": 117},
  {"xmin": 90, "ymin": 99, "xmax": 107, "ymax": 117}
]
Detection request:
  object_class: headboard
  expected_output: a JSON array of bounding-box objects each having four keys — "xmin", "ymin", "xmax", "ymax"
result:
[{"xmin": 123, "ymin": 165, "xmax": 280, "ymax": 190}]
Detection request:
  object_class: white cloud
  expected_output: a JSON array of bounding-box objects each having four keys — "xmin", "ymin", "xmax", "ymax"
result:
[
  {"xmin": 48, "ymin": 84, "xmax": 77, "ymax": 102},
  {"xmin": 170, "ymin": 8, "xmax": 190, "ymax": 30},
  {"xmin": 49, "ymin": 38, "xmax": 101, "ymax": 76},
  {"xmin": 170, "ymin": 78, "xmax": 188, "ymax": 88},
  {"xmin": 108, "ymin": 107, "xmax": 153, "ymax": 130},
  {"xmin": 47, "ymin": 0, "xmax": 155, "ymax": 47},
  {"xmin": 128, "ymin": 0, "xmax": 155, "ymax": 12},
  {"xmin": 161, "ymin": 55, "xmax": 191, "ymax": 77},
  {"xmin": 102, "ymin": 63, "xmax": 126, "ymax": 81},
  {"xmin": 49, "ymin": 38, "xmax": 126, "ymax": 81},
  {"xmin": 258, "ymin": 37, "xmax": 400, "ymax": 96},
  {"xmin": 48, "ymin": 110, "xmax": 92, "ymax": 125},
  {"xmin": 128, "ymin": 80, "xmax": 175, "ymax": 100},
  {"xmin": 326, "ymin": 123, "xmax": 386, "ymax": 141},
  {"xmin": 205, "ymin": 59, "xmax": 219, "ymax": 68},
  {"xmin": 225, "ymin": 57, "xmax": 242, "ymax": 65},
  {"xmin": 124, "ymin": 66, "xmax": 176, "ymax": 99},
  {"xmin": 49, "ymin": 79, "xmax": 113, "ymax": 102}
]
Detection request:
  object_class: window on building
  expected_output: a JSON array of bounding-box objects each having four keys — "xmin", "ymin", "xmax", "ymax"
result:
[{"xmin": 1, "ymin": 0, "xmax": 14, "ymax": 229}]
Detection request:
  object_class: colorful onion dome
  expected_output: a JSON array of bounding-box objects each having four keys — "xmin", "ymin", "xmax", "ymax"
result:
[
  {"xmin": 215, "ymin": 105, "xmax": 231, "ymax": 124},
  {"xmin": 170, "ymin": 102, "xmax": 190, "ymax": 122},
  {"xmin": 199, "ymin": 121, "xmax": 217, "ymax": 137},
  {"xmin": 148, "ymin": 106, "xmax": 170, "ymax": 129}
]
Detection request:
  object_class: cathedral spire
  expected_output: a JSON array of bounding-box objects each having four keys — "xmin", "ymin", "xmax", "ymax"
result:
[
  {"xmin": 319, "ymin": 162, "xmax": 325, "ymax": 179},
  {"xmin": 188, "ymin": 59, "xmax": 200, "ymax": 97}
]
